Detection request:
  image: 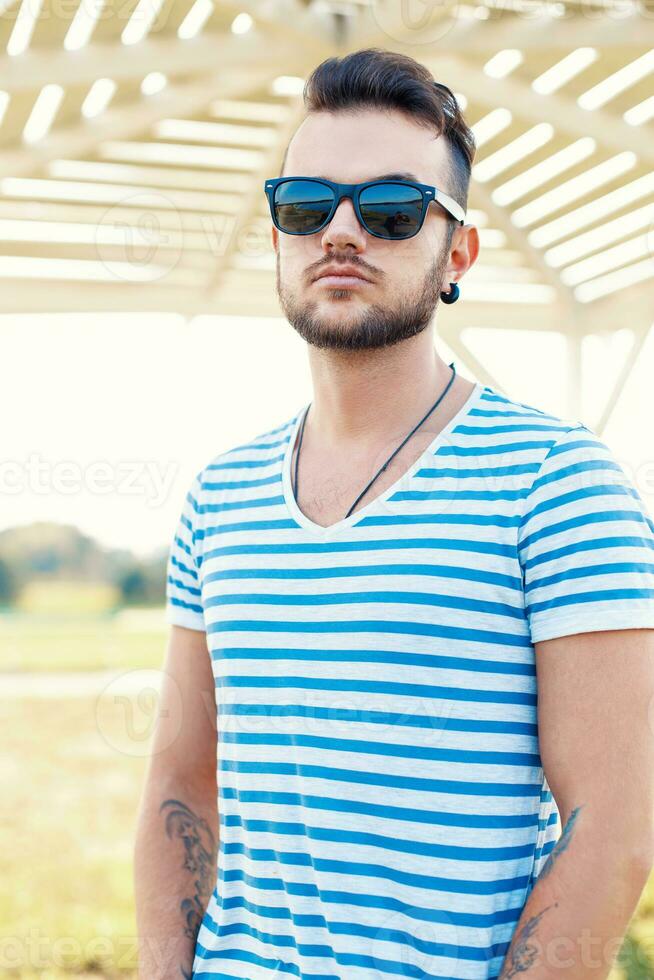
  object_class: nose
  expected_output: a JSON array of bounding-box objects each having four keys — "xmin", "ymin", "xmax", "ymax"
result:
[{"xmin": 320, "ymin": 195, "xmax": 367, "ymax": 251}]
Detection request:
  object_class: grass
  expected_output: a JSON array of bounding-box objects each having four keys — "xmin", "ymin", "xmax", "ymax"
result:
[
  {"xmin": 0, "ymin": 608, "xmax": 167, "ymax": 673},
  {"xmin": 16, "ymin": 580, "xmax": 120, "ymax": 617},
  {"xmin": 0, "ymin": 695, "xmax": 145, "ymax": 978}
]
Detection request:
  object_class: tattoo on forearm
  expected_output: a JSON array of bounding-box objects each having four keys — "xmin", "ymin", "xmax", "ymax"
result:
[
  {"xmin": 538, "ymin": 803, "xmax": 583, "ymax": 881},
  {"xmin": 498, "ymin": 805, "xmax": 582, "ymax": 977},
  {"xmin": 160, "ymin": 798, "xmax": 217, "ymax": 979},
  {"xmin": 499, "ymin": 902, "xmax": 559, "ymax": 977}
]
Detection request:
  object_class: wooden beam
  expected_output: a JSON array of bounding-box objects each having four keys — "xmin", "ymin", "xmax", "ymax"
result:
[
  {"xmin": 471, "ymin": 179, "xmax": 578, "ymax": 317},
  {"xmin": 566, "ymin": 329, "xmax": 583, "ymax": 420},
  {"xmin": 594, "ymin": 320, "xmax": 652, "ymax": 436},
  {"xmin": 340, "ymin": 21, "xmax": 654, "ymax": 166},
  {"xmin": 350, "ymin": 5, "xmax": 650, "ymax": 54},
  {"xmin": 204, "ymin": 95, "xmax": 307, "ymax": 300},
  {"xmin": 436, "ymin": 319, "xmax": 509, "ymax": 394},
  {"xmin": 0, "ymin": 49, "xmax": 304, "ymax": 177},
  {"xmin": 0, "ymin": 2, "xmax": 329, "ymax": 92},
  {"xmin": 577, "ymin": 279, "xmax": 654, "ymax": 330},
  {"xmin": 0, "ymin": 273, "xmax": 576, "ymax": 323}
]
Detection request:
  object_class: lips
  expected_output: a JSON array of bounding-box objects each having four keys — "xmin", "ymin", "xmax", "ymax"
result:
[{"xmin": 314, "ymin": 266, "xmax": 372, "ymax": 284}]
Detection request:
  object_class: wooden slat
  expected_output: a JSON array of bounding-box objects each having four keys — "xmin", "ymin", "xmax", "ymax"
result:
[
  {"xmin": 148, "ymin": 0, "xmax": 196, "ymax": 36},
  {"xmin": 47, "ymin": 159, "xmax": 253, "ymax": 192},
  {"xmin": 90, "ymin": 0, "xmax": 142, "ymax": 44},
  {"xmin": 0, "ymin": 198, "xmax": 241, "ymax": 228},
  {"xmin": 0, "ymin": 0, "xmax": 22, "ymax": 49},
  {"xmin": 0, "ymin": 89, "xmax": 37, "ymax": 145},
  {"xmin": 29, "ymin": 0, "xmax": 81, "ymax": 48},
  {"xmin": 48, "ymin": 84, "xmax": 88, "ymax": 131}
]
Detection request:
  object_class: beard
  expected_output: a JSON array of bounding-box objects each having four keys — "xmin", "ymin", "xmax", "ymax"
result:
[{"xmin": 275, "ymin": 242, "xmax": 451, "ymax": 353}]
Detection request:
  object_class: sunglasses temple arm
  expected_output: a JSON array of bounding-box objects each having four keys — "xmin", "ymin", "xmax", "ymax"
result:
[{"xmin": 432, "ymin": 189, "xmax": 465, "ymax": 224}]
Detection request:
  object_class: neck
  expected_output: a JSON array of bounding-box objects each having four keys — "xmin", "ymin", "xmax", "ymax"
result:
[{"xmin": 303, "ymin": 328, "xmax": 457, "ymax": 451}]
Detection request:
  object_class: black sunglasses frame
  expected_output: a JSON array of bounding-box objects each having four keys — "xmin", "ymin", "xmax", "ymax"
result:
[{"xmin": 264, "ymin": 176, "xmax": 466, "ymax": 241}]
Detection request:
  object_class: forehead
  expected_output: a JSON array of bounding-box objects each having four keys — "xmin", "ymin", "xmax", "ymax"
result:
[{"xmin": 284, "ymin": 108, "xmax": 450, "ymax": 187}]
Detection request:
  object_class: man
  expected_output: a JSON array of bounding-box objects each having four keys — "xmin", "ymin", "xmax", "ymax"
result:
[{"xmin": 134, "ymin": 48, "xmax": 654, "ymax": 979}]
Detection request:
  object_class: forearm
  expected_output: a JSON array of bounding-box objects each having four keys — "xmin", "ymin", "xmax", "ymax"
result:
[
  {"xmin": 133, "ymin": 773, "xmax": 218, "ymax": 980},
  {"xmin": 498, "ymin": 807, "xmax": 653, "ymax": 978}
]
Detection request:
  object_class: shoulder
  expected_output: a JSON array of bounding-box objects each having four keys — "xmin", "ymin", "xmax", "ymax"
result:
[
  {"xmin": 470, "ymin": 383, "xmax": 590, "ymax": 473},
  {"xmin": 470, "ymin": 386, "xmax": 638, "ymax": 524},
  {"xmin": 477, "ymin": 384, "xmax": 582, "ymax": 434},
  {"xmin": 191, "ymin": 409, "xmax": 302, "ymax": 508},
  {"xmin": 476, "ymin": 384, "xmax": 608, "ymax": 461},
  {"xmin": 499, "ymin": 390, "xmax": 654, "ymax": 540}
]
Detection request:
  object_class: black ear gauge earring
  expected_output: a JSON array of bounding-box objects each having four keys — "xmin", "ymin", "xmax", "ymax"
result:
[{"xmin": 440, "ymin": 281, "xmax": 460, "ymax": 304}]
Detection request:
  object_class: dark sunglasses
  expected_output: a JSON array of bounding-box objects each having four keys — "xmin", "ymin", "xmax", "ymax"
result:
[{"xmin": 264, "ymin": 176, "xmax": 465, "ymax": 241}]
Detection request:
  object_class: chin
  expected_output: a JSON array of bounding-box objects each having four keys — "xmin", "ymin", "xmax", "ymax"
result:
[{"xmin": 317, "ymin": 299, "xmax": 366, "ymax": 317}]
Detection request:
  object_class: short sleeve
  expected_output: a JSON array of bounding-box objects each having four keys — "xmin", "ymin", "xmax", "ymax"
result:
[
  {"xmin": 518, "ymin": 423, "xmax": 654, "ymax": 644},
  {"xmin": 164, "ymin": 470, "xmax": 206, "ymax": 632}
]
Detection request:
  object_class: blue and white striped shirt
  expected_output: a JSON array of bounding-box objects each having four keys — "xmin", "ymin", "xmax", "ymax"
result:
[{"xmin": 165, "ymin": 380, "xmax": 654, "ymax": 979}]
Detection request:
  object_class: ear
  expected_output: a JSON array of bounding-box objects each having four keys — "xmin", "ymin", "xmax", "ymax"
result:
[
  {"xmin": 271, "ymin": 224, "xmax": 278, "ymax": 253},
  {"xmin": 444, "ymin": 223, "xmax": 479, "ymax": 282}
]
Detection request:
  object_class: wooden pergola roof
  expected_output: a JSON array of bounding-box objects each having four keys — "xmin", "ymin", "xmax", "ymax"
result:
[{"xmin": 0, "ymin": 0, "xmax": 652, "ymax": 428}]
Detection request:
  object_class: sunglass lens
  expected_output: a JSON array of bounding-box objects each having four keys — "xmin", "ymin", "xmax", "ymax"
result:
[
  {"xmin": 273, "ymin": 180, "xmax": 335, "ymax": 234},
  {"xmin": 359, "ymin": 182, "xmax": 424, "ymax": 239}
]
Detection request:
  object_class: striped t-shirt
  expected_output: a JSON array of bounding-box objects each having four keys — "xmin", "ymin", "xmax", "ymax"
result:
[{"xmin": 165, "ymin": 379, "xmax": 654, "ymax": 980}]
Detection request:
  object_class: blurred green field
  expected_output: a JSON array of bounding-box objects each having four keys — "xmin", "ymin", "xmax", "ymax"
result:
[
  {"xmin": 0, "ymin": 608, "xmax": 167, "ymax": 673},
  {"xmin": 2, "ymin": 609, "xmax": 654, "ymax": 977},
  {"xmin": 0, "ymin": 694, "xmax": 145, "ymax": 978},
  {"xmin": 1, "ymin": 605, "xmax": 163, "ymax": 976}
]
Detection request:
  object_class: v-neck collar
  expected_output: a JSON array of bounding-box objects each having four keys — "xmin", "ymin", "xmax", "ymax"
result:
[{"xmin": 281, "ymin": 380, "xmax": 486, "ymax": 540}]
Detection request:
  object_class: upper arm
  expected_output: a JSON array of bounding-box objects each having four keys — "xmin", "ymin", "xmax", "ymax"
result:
[
  {"xmin": 164, "ymin": 470, "xmax": 206, "ymax": 633},
  {"xmin": 148, "ymin": 623, "xmax": 217, "ymax": 792},
  {"xmin": 517, "ymin": 424, "xmax": 654, "ymax": 645},
  {"xmin": 517, "ymin": 423, "xmax": 654, "ymax": 843},
  {"xmin": 150, "ymin": 467, "xmax": 216, "ymax": 791},
  {"xmin": 535, "ymin": 627, "xmax": 654, "ymax": 846}
]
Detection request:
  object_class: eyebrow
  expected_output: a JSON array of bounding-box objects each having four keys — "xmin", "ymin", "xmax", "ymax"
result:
[{"xmin": 312, "ymin": 171, "xmax": 423, "ymax": 184}]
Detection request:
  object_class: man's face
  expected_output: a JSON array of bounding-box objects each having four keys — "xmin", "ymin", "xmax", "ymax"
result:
[{"xmin": 271, "ymin": 107, "xmax": 460, "ymax": 352}]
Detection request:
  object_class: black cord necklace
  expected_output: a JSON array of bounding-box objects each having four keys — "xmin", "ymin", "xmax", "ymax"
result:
[{"xmin": 292, "ymin": 361, "xmax": 457, "ymax": 521}]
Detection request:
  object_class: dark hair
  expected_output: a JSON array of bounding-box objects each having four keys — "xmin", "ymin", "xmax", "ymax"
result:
[{"xmin": 280, "ymin": 47, "xmax": 476, "ymax": 231}]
